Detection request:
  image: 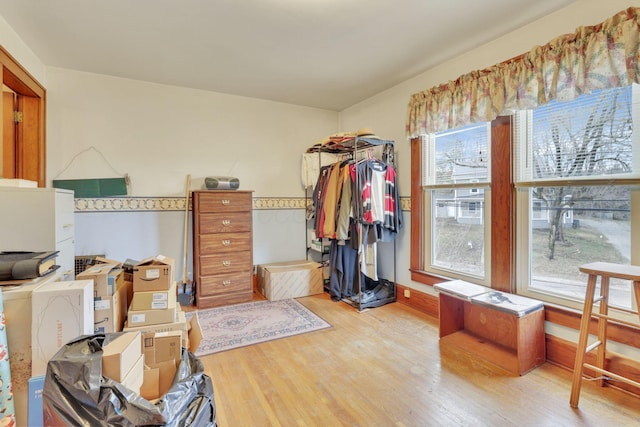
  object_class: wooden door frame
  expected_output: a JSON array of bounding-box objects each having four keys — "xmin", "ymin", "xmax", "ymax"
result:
[{"xmin": 0, "ymin": 45, "xmax": 46, "ymax": 186}]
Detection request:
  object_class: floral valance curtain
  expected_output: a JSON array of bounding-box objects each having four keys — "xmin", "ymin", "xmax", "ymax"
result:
[{"xmin": 406, "ymin": 7, "xmax": 640, "ymax": 138}]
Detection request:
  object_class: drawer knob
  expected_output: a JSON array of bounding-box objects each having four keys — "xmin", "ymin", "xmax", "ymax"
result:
[
  {"xmin": 221, "ymin": 199, "xmax": 230, "ymax": 205},
  {"xmin": 222, "ymin": 219, "xmax": 231, "ymax": 226},
  {"xmin": 222, "ymin": 239, "xmax": 231, "ymax": 246},
  {"xmin": 222, "ymin": 280, "xmax": 231, "ymax": 286},
  {"xmin": 222, "ymin": 260, "xmax": 231, "ymax": 267}
]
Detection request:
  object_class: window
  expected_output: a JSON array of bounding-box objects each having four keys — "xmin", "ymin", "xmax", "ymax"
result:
[
  {"xmin": 422, "ymin": 122, "xmax": 491, "ymax": 283},
  {"xmin": 515, "ymin": 84, "xmax": 639, "ymax": 310}
]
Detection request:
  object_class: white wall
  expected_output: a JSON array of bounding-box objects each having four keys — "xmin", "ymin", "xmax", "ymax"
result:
[
  {"xmin": 339, "ymin": 0, "xmax": 635, "ymax": 293},
  {"xmin": 45, "ymin": 67, "xmax": 338, "ymax": 197},
  {"xmin": 42, "ymin": 68, "xmax": 338, "ymax": 269},
  {"xmin": 0, "ymin": 14, "xmax": 46, "ymax": 84}
]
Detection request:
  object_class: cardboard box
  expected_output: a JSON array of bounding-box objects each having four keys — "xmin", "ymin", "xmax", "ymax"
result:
[
  {"xmin": 94, "ymin": 256, "xmax": 123, "ymax": 269},
  {"xmin": 141, "ymin": 331, "xmax": 182, "ymax": 399},
  {"xmin": 120, "ymin": 353, "xmax": 144, "ymax": 395},
  {"xmin": 130, "ymin": 282, "xmax": 177, "ymax": 311},
  {"xmin": 124, "ymin": 309, "xmax": 185, "ymax": 336},
  {"xmin": 102, "ymin": 332, "xmax": 142, "ymax": 382},
  {"xmin": 31, "ymin": 279, "xmax": 94, "ymax": 376},
  {"xmin": 258, "ymin": 260, "xmax": 324, "ymax": 301},
  {"xmin": 133, "ymin": 255, "xmax": 174, "ymax": 292},
  {"xmin": 124, "ymin": 310, "xmax": 202, "ymax": 353},
  {"xmin": 143, "ymin": 331, "xmax": 182, "ymax": 365},
  {"xmin": 127, "ymin": 302, "xmax": 177, "ymax": 327},
  {"xmin": 94, "ymin": 281, "xmax": 128, "ymax": 333},
  {"xmin": 28, "ymin": 375, "xmax": 45, "ymax": 427},
  {"xmin": 2, "ymin": 272, "xmax": 60, "ymax": 426},
  {"xmin": 141, "ymin": 365, "xmax": 161, "ymax": 400},
  {"xmin": 77, "ymin": 263, "xmax": 124, "ymax": 298},
  {"xmin": 141, "ymin": 359, "xmax": 176, "ymax": 401}
]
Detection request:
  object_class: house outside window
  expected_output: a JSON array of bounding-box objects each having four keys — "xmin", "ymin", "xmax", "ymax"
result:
[
  {"xmin": 422, "ymin": 122, "xmax": 491, "ymax": 283},
  {"xmin": 515, "ymin": 84, "xmax": 639, "ymax": 311}
]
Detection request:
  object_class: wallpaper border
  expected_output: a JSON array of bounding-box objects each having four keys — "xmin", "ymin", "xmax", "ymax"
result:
[{"xmin": 74, "ymin": 196, "xmax": 411, "ymax": 212}]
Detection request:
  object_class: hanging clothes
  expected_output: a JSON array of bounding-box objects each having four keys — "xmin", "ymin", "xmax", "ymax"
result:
[
  {"xmin": 307, "ymin": 137, "xmax": 401, "ymax": 304},
  {"xmin": 301, "ymin": 152, "xmax": 338, "ymax": 189}
]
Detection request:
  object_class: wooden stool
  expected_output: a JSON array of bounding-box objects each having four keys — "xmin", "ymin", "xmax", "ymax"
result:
[{"xmin": 569, "ymin": 262, "xmax": 640, "ymax": 408}]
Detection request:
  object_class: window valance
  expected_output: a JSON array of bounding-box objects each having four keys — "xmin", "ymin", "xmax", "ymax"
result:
[{"xmin": 406, "ymin": 7, "xmax": 640, "ymax": 138}]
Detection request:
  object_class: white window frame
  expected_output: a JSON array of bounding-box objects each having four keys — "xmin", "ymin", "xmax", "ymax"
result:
[
  {"xmin": 514, "ymin": 85, "xmax": 640, "ymax": 316},
  {"xmin": 421, "ymin": 123, "xmax": 492, "ymax": 286}
]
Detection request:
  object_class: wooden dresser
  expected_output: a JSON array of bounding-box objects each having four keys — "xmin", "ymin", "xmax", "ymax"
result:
[{"xmin": 192, "ymin": 190, "xmax": 253, "ymax": 309}]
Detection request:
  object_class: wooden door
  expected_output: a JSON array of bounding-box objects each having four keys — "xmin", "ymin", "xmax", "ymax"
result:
[{"xmin": 2, "ymin": 90, "xmax": 16, "ymax": 178}]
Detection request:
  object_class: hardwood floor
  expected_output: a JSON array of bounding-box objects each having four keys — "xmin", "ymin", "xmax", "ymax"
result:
[{"xmin": 198, "ymin": 293, "xmax": 640, "ymax": 426}]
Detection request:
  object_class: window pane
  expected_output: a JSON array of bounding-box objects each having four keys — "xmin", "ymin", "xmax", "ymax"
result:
[
  {"xmin": 528, "ymin": 185, "xmax": 632, "ymax": 308},
  {"xmin": 431, "ymin": 189, "xmax": 485, "ymax": 277},
  {"xmin": 521, "ymin": 85, "xmax": 636, "ymax": 182},
  {"xmin": 432, "ymin": 123, "xmax": 490, "ymax": 185}
]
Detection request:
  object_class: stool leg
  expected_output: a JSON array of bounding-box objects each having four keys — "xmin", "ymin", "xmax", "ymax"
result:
[
  {"xmin": 595, "ymin": 276, "xmax": 609, "ymax": 387},
  {"xmin": 570, "ymin": 273, "xmax": 598, "ymax": 408}
]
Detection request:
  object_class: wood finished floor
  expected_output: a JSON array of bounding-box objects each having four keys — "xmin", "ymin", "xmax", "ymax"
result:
[{"xmin": 197, "ymin": 292, "xmax": 640, "ymax": 426}]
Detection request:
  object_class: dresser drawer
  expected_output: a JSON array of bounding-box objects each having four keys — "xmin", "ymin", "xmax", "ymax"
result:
[
  {"xmin": 198, "ymin": 211, "xmax": 252, "ymax": 234},
  {"xmin": 199, "ymin": 252, "xmax": 252, "ymax": 275},
  {"xmin": 196, "ymin": 192, "xmax": 252, "ymax": 213},
  {"xmin": 197, "ymin": 289, "xmax": 254, "ymax": 309},
  {"xmin": 198, "ymin": 271, "xmax": 252, "ymax": 297},
  {"xmin": 198, "ymin": 232, "xmax": 251, "ymax": 255}
]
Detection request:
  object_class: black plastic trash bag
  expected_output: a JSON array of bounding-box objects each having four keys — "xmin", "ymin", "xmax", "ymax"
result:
[{"xmin": 42, "ymin": 333, "xmax": 216, "ymax": 426}]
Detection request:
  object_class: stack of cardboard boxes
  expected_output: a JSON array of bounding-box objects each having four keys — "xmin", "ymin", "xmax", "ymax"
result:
[
  {"xmin": 76, "ymin": 259, "xmax": 127, "ymax": 333},
  {"xmin": 7, "ymin": 254, "xmax": 202, "ymax": 426},
  {"xmin": 127, "ymin": 255, "xmax": 177, "ymax": 328},
  {"xmin": 121, "ymin": 255, "xmax": 202, "ymax": 400}
]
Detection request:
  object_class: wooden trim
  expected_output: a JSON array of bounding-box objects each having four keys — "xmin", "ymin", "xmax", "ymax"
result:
[
  {"xmin": 17, "ymin": 96, "xmax": 40, "ymax": 182},
  {"xmin": 490, "ymin": 116, "xmax": 514, "ymax": 292},
  {"xmin": 0, "ymin": 44, "xmax": 46, "ymax": 186},
  {"xmin": 396, "ymin": 284, "xmax": 439, "ymax": 318},
  {"xmin": 545, "ymin": 304, "xmax": 640, "ymax": 349},
  {"xmin": 2, "ymin": 91, "xmax": 14, "ymax": 177},
  {"xmin": 547, "ymin": 334, "xmax": 640, "ymax": 397},
  {"xmin": 410, "ymin": 137, "xmax": 424, "ymax": 272},
  {"xmin": 410, "ymin": 117, "xmax": 516, "ymax": 292},
  {"xmin": 0, "ymin": 46, "xmax": 45, "ymax": 97}
]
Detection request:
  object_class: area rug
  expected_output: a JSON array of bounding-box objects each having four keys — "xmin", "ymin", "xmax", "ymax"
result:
[{"xmin": 193, "ymin": 298, "xmax": 331, "ymax": 356}]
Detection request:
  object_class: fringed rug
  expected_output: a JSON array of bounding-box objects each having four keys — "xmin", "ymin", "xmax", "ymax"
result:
[{"xmin": 194, "ymin": 298, "xmax": 331, "ymax": 356}]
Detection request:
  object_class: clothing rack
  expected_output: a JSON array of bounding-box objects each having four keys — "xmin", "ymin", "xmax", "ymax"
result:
[{"xmin": 304, "ymin": 136, "xmax": 400, "ymax": 311}]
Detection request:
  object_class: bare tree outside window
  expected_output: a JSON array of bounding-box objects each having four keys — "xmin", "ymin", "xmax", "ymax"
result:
[
  {"xmin": 531, "ymin": 86, "xmax": 633, "ymax": 260},
  {"xmin": 522, "ymin": 85, "xmax": 635, "ymax": 307}
]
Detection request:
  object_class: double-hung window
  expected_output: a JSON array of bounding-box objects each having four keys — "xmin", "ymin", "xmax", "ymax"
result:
[
  {"xmin": 515, "ymin": 84, "xmax": 640, "ymax": 311},
  {"xmin": 422, "ymin": 122, "xmax": 491, "ymax": 284}
]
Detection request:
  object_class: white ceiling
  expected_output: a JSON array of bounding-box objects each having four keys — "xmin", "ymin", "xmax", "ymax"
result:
[{"xmin": 0, "ymin": 0, "xmax": 574, "ymax": 111}]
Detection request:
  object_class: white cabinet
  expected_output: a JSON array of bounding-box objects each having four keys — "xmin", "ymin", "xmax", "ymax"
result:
[{"xmin": 0, "ymin": 187, "xmax": 75, "ymax": 279}]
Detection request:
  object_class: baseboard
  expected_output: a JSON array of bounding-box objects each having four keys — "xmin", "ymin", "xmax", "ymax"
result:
[
  {"xmin": 395, "ymin": 284, "xmax": 439, "ymax": 318},
  {"xmin": 547, "ymin": 334, "xmax": 640, "ymax": 397}
]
